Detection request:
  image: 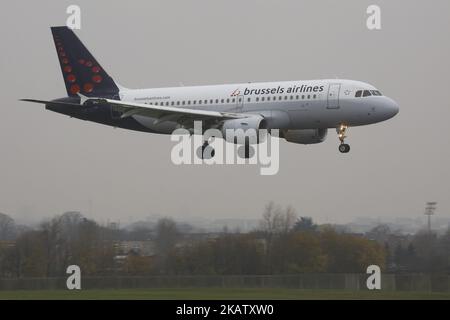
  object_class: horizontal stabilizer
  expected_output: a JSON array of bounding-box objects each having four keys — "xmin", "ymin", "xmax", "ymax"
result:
[{"xmin": 20, "ymin": 99, "xmax": 82, "ymax": 108}]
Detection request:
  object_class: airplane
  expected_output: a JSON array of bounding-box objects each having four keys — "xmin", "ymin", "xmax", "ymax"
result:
[{"xmin": 22, "ymin": 26, "xmax": 399, "ymax": 156}]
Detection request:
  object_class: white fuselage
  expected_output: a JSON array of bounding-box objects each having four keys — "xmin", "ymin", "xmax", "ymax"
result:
[{"xmin": 120, "ymin": 79, "xmax": 399, "ymax": 134}]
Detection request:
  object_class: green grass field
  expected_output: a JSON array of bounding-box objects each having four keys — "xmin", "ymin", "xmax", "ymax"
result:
[{"xmin": 0, "ymin": 288, "xmax": 449, "ymax": 300}]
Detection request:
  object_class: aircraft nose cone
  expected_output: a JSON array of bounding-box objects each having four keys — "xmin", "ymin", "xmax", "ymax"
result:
[
  {"xmin": 390, "ymin": 99, "xmax": 399, "ymax": 116},
  {"xmin": 382, "ymin": 97, "xmax": 399, "ymax": 119}
]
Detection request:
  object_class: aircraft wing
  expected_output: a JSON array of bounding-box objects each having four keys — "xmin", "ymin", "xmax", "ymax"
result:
[
  {"xmin": 21, "ymin": 96, "xmax": 249, "ymax": 128},
  {"xmin": 98, "ymin": 98, "xmax": 247, "ymax": 122}
]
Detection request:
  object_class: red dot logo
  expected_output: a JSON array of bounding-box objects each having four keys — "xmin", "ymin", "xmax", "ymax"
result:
[
  {"xmin": 92, "ymin": 66, "xmax": 101, "ymax": 73},
  {"xmin": 67, "ymin": 74, "xmax": 76, "ymax": 83},
  {"xmin": 92, "ymin": 75, "xmax": 103, "ymax": 83},
  {"xmin": 63, "ymin": 65, "xmax": 72, "ymax": 73},
  {"xmin": 83, "ymin": 83, "xmax": 94, "ymax": 93},
  {"xmin": 70, "ymin": 84, "xmax": 80, "ymax": 95}
]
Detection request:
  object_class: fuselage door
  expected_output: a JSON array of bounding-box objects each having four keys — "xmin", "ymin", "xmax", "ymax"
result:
[{"xmin": 327, "ymin": 83, "xmax": 341, "ymax": 109}]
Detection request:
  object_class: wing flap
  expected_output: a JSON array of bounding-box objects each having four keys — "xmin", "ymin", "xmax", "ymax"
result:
[{"xmin": 101, "ymin": 98, "xmax": 246, "ymax": 121}]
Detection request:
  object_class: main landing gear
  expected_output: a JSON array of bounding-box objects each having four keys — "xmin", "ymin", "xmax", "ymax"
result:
[
  {"xmin": 196, "ymin": 140, "xmax": 254, "ymax": 159},
  {"xmin": 337, "ymin": 124, "xmax": 350, "ymax": 153},
  {"xmin": 197, "ymin": 140, "xmax": 215, "ymax": 159}
]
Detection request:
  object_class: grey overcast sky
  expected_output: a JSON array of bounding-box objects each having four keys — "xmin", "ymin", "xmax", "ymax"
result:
[{"xmin": 0, "ymin": 0, "xmax": 449, "ymax": 225}]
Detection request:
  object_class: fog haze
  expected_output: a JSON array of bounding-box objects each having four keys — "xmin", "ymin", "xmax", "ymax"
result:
[{"xmin": 0, "ymin": 0, "xmax": 449, "ymax": 225}]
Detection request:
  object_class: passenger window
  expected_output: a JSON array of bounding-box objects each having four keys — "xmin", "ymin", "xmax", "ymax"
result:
[
  {"xmin": 307, "ymin": 95, "xmax": 310, "ymax": 99},
  {"xmin": 204, "ymin": 100, "xmax": 207, "ymax": 104},
  {"xmin": 171, "ymin": 101, "xmax": 174, "ymax": 106},
  {"xmin": 262, "ymin": 97, "xmax": 265, "ymax": 102},
  {"xmin": 247, "ymin": 98, "xmax": 251, "ymax": 102},
  {"xmin": 296, "ymin": 95, "xmax": 299, "ymax": 100},
  {"xmin": 177, "ymin": 101, "xmax": 180, "ymax": 106},
  {"xmin": 284, "ymin": 96, "xmax": 288, "ymax": 100},
  {"xmin": 267, "ymin": 97, "xmax": 271, "ymax": 101},
  {"xmin": 313, "ymin": 94, "xmax": 316, "ymax": 99},
  {"xmin": 188, "ymin": 101, "xmax": 191, "ymax": 105},
  {"xmin": 226, "ymin": 99, "xmax": 230, "ymax": 103},
  {"xmin": 355, "ymin": 90, "xmax": 362, "ymax": 97},
  {"xmin": 302, "ymin": 95, "xmax": 305, "ymax": 99},
  {"xmin": 279, "ymin": 96, "xmax": 282, "ymax": 100},
  {"xmin": 256, "ymin": 97, "xmax": 259, "ymax": 102},
  {"xmin": 363, "ymin": 90, "xmax": 371, "ymax": 97},
  {"xmin": 166, "ymin": 102, "xmax": 169, "ymax": 106},
  {"xmin": 199, "ymin": 100, "xmax": 202, "ymax": 104},
  {"xmin": 290, "ymin": 96, "xmax": 293, "ymax": 100},
  {"xmin": 215, "ymin": 99, "xmax": 219, "ymax": 103}
]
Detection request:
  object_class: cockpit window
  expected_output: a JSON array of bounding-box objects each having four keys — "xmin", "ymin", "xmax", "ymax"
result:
[
  {"xmin": 355, "ymin": 89, "xmax": 383, "ymax": 98},
  {"xmin": 370, "ymin": 90, "xmax": 382, "ymax": 96}
]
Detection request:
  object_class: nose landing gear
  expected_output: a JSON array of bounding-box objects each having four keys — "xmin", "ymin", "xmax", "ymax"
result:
[
  {"xmin": 337, "ymin": 124, "xmax": 350, "ymax": 153},
  {"xmin": 338, "ymin": 143, "xmax": 350, "ymax": 153}
]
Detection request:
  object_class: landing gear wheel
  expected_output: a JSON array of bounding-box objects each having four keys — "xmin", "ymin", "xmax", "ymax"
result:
[
  {"xmin": 338, "ymin": 143, "xmax": 350, "ymax": 153},
  {"xmin": 237, "ymin": 144, "xmax": 255, "ymax": 159},
  {"xmin": 196, "ymin": 141, "xmax": 215, "ymax": 159},
  {"xmin": 336, "ymin": 124, "xmax": 350, "ymax": 153}
]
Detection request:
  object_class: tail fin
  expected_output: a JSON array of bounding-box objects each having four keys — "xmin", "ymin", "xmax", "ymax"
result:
[{"xmin": 51, "ymin": 26, "xmax": 119, "ymax": 98}]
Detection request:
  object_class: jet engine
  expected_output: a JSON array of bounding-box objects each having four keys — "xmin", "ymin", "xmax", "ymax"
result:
[
  {"xmin": 283, "ymin": 128, "xmax": 328, "ymax": 144},
  {"xmin": 221, "ymin": 115, "xmax": 267, "ymax": 144}
]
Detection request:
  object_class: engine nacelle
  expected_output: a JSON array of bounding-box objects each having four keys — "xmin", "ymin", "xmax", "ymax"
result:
[
  {"xmin": 283, "ymin": 128, "xmax": 328, "ymax": 144},
  {"xmin": 221, "ymin": 115, "xmax": 267, "ymax": 144}
]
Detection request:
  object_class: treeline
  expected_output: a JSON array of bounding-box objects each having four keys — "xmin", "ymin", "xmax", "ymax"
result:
[
  {"xmin": 160, "ymin": 230, "xmax": 386, "ymax": 276},
  {"xmin": 0, "ymin": 203, "xmax": 449, "ymax": 278},
  {"xmin": 0, "ymin": 212, "xmax": 116, "ymax": 277},
  {"xmin": 367, "ymin": 224, "xmax": 450, "ymax": 273}
]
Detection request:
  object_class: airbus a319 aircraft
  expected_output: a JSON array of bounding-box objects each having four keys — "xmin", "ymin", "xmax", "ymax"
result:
[{"xmin": 22, "ymin": 27, "xmax": 399, "ymax": 155}]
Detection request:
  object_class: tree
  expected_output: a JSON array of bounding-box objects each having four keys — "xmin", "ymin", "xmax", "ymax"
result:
[
  {"xmin": 14, "ymin": 231, "xmax": 48, "ymax": 277},
  {"xmin": 321, "ymin": 229, "xmax": 386, "ymax": 273},
  {"xmin": 292, "ymin": 217, "xmax": 317, "ymax": 233},
  {"xmin": 154, "ymin": 218, "xmax": 180, "ymax": 255},
  {"xmin": 260, "ymin": 202, "xmax": 297, "ymax": 235},
  {"xmin": 366, "ymin": 224, "xmax": 391, "ymax": 243},
  {"xmin": 0, "ymin": 213, "xmax": 16, "ymax": 240},
  {"xmin": 270, "ymin": 232, "xmax": 327, "ymax": 273},
  {"xmin": 39, "ymin": 211, "xmax": 115, "ymax": 276}
]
